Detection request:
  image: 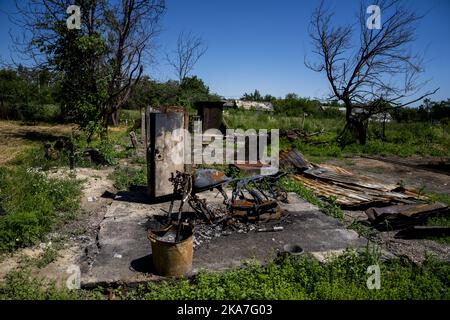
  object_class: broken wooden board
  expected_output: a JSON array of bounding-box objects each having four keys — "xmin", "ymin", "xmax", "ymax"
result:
[{"xmin": 366, "ymin": 203, "xmax": 449, "ymax": 230}]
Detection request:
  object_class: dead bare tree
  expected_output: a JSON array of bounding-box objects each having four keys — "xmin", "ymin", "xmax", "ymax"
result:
[
  {"xmin": 306, "ymin": 0, "xmax": 438, "ymax": 145},
  {"xmin": 166, "ymin": 31, "xmax": 208, "ymax": 84},
  {"xmin": 10, "ymin": 0, "xmax": 165, "ymax": 128}
]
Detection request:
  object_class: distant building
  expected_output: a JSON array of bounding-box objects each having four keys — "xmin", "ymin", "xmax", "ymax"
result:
[
  {"xmin": 225, "ymin": 100, "xmax": 274, "ymax": 112},
  {"xmin": 320, "ymin": 105, "xmax": 346, "ymax": 113},
  {"xmin": 320, "ymin": 105, "xmax": 392, "ymax": 122},
  {"xmin": 367, "ymin": 112, "xmax": 393, "ymax": 123}
]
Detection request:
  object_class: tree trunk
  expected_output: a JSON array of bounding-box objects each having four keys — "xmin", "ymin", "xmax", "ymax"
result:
[
  {"xmin": 341, "ymin": 103, "xmax": 369, "ymax": 146},
  {"xmin": 107, "ymin": 109, "xmax": 120, "ymax": 126},
  {"xmin": 355, "ymin": 120, "xmax": 367, "ymax": 145}
]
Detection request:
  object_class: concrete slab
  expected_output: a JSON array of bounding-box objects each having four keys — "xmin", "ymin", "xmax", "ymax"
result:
[{"xmin": 80, "ymin": 192, "xmax": 366, "ymax": 287}]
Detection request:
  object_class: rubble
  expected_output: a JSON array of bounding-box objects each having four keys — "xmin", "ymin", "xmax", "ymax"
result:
[
  {"xmin": 280, "ymin": 148, "xmax": 427, "ymax": 208},
  {"xmin": 152, "ymin": 169, "xmax": 293, "ymax": 249},
  {"xmin": 366, "ymin": 203, "xmax": 450, "ymax": 230},
  {"xmin": 191, "ymin": 215, "xmax": 292, "ymax": 250}
]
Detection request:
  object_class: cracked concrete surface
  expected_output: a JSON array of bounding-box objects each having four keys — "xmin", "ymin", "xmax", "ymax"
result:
[{"xmin": 80, "ymin": 191, "xmax": 366, "ymax": 287}]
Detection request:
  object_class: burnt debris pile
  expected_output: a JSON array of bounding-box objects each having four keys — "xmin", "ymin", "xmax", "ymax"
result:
[{"xmin": 150, "ymin": 168, "xmax": 290, "ymax": 249}]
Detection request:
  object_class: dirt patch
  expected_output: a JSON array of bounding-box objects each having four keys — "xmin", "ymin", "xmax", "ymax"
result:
[
  {"xmin": 379, "ymin": 232, "xmax": 450, "ymax": 263},
  {"xmin": 0, "ymin": 121, "xmax": 75, "ymax": 165}
]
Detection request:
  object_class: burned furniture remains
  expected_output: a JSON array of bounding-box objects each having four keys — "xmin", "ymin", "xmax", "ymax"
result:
[{"xmin": 165, "ymin": 169, "xmax": 288, "ymax": 242}]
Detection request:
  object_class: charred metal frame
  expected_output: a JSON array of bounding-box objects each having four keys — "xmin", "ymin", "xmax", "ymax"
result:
[{"xmin": 166, "ymin": 169, "xmax": 288, "ymax": 241}]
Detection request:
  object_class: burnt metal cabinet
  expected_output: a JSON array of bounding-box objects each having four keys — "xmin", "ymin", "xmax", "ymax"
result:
[{"xmin": 146, "ymin": 108, "xmax": 187, "ymax": 199}]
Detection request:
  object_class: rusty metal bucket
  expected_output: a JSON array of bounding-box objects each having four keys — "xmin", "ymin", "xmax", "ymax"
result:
[{"xmin": 148, "ymin": 224, "xmax": 193, "ymax": 277}]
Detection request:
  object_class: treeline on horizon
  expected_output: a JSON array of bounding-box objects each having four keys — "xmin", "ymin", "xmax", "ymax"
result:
[{"xmin": 0, "ymin": 66, "xmax": 449, "ymax": 124}]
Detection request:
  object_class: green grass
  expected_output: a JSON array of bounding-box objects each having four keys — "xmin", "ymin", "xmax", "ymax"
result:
[
  {"xmin": 9, "ymin": 127, "xmax": 133, "ymax": 170},
  {"xmin": 0, "ymin": 268, "xmax": 102, "ymax": 300},
  {"xmin": 109, "ymin": 166, "xmax": 147, "ymax": 191},
  {"xmin": 124, "ymin": 251, "xmax": 449, "ymax": 300},
  {"xmin": 115, "ymin": 252, "xmax": 450, "ymax": 300},
  {"xmin": 119, "ymin": 109, "xmax": 141, "ymax": 126},
  {"xmin": 224, "ymin": 109, "xmax": 450, "ymax": 160},
  {"xmin": 420, "ymin": 192, "xmax": 450, "ymax": 244},
  {"xmin": 223, "ymin": 109, "xmax": 344, "ymax": 133},
  {"xmin": 1, "ymin": 251, "xmax": 448, "ymax": 300},
  {"xmin": 35, "ymin": 244, "xmax": 62, "ymax": 268},
  {"xmin": 0, "ymin": 166, "xmax": 82, "ymax": 251},
  {"xmin": 279, "ymin": 177, "xmax": 344, "ymax": 220},
  {"xmin": 426, "ymin": 192, "xmax": 450, "ymax": 230},
  {"xmin": 426, "ymin": 192, "xmax": 450, "ymax": 207}
]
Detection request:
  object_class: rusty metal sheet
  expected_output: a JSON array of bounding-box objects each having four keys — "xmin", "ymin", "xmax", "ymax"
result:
[
  {"xmin": 195, "ymin": 101, "xmax": 225, "ymax": 132},
  {"xmin": 292, "ymin": 171, "xmax": 425, "ymax": 208},
  {"xmin": 192, "ymin": 169, "xmax": 232, "ymax": 192},
  {"xmin": 366, "ymin": 203, "xmax": 448, "ymax": 220},
  {"xmin": 279, "ymin": 149, "xmax": 313, "ymax": 172},
  {"xmin": 366, "ymin": 203, "xmax": 449, "ymax": 230},
  {"xmin": 303, "ymin": 167, "xmax": 398, "ymax": 191},
  {"xmin": 395, "ymin": 226, "xmax": 450, "ymax": 239},
  {"xmin": 318, "ymin": 164, "xmax": 353, "ymax": 175}
]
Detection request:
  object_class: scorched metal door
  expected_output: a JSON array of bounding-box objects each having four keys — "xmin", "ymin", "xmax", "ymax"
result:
[{"xmin": 147, "ymin": 111, "xmax": 186, "ymax": 198}]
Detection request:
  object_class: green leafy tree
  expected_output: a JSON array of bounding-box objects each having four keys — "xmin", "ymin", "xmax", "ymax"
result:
[
  {"xmin": 0, "ymin": 66, "xmax": 57, "ymax": 122},
  {"xmin": 13, "ymin": 0, "xmax": 165, "ymax": 137},
  {"xmin": 127, "ymin": 75, "xmax": 219, "ymax": 111},
  {"xmin": 51, "ymin": 23, "xmax": 108, "ymax": 139},
  {"xmin": 241, "ymin": 89, "xmax": 264, "ymax": 101}
]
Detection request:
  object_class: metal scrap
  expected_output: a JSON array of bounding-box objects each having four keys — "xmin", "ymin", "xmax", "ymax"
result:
[
  {"xmin": 257, "ymin": 226, "xmax": 284, "ymax": 232},
  {"xmin": 280, "ymin": 148, "xmax": 427, "ymax": 208},
  {"xmin": 279, "ymin": 149, "xmax": 313, "ymax": 172},
  {"xmin": 163, "ymin": 169, "xmax": 289, "ymax": 248},
  {"xmin": 365, "ymin": 203, "xmax": 449, "ymax": 230},
  {"xmin": 282, "ymin": 128, "xmax": 324, "ymax": 142}
]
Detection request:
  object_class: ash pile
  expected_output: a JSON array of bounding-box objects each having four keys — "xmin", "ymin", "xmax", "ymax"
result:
[
  {"xmin": 156, "ymin": 169, "xmax": 291, "ymax": 249},
  {"xmin": 191, "ymin": 202, "xmax": 292, "ymax": 249}
]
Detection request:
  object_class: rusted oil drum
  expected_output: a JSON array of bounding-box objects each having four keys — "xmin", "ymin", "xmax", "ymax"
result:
[{"xmin": 148, "ymin": 225, "xmax": 193, "ymax": 277}]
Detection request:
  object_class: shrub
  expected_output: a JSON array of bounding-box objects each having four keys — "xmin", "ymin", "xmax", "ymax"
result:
[
  {"xmin": 0, "ymin": 167, "xmax": 81, "ymax": 251},
  {"xmin": 109, "ymin": 166, "xmax": 147, "ymax": 191}
]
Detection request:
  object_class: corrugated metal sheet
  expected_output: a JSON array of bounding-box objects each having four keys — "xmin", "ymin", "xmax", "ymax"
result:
[
  {"xmin": 366, "ymin": 203, "xmax": 449, "ymax": 230},
  {"xmin": 279, "ymin": 148, "xmax": 429, "ymax": 208},
  {"xmin": 279, "ymin": 149, "xmax": 313, "ymax": 172},
  {"xmin": 291, "ymin": 167, "xmax": 426, "ymax": 208}
]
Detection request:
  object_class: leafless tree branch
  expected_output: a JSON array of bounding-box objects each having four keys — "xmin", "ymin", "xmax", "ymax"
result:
[
  {"xmin": 305, "ymin": 0, "xmax": 438, "ymax": 144},
  {"xmin": 166, "ymin": 31, "xmax": 208, "ymax": 83}
]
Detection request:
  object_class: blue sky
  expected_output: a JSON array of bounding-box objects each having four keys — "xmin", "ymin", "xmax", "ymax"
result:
[{"xmin": 1, "ymin": 0, "xmax": 450, "ymax": 101}]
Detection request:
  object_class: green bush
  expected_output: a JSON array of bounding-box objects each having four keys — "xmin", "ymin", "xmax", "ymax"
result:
[
  {"xmin": 0, "ymin": 167, "xmax": 81, "ymax": 251},
  {"xmin": 10, "ymin": 133, "xmax": 125, "ymax": 170},
  {"xmin": 109, "ymin": 166, "xmax": 147, "ymax": 191}
]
